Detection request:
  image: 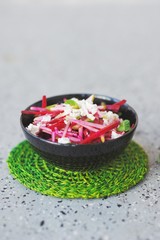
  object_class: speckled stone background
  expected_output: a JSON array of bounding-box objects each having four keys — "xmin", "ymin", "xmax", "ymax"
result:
[{"xmin": 0, "ymin": 1, "xmax": 160, "ymax": 240}]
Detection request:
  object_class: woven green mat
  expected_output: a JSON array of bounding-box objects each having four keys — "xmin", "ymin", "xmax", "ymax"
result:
[{"xmin": 7, "ymin": 141, "xmax": 148, "ymax": 199}]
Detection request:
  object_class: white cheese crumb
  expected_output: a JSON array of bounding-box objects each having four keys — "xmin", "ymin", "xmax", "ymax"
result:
[
  {"xmin": 78, "ymin": 99, "xmax": 96, "ymax": 120},
  {"xmin": 64, "ymin": 105, "xmax": 72, "ymax": 115},
  {"xmin": 111, "ymin": 130, "xmax": 122, "ymax": 139},
  {"xmin": 41, "ymin": 114, "xmax": 52, "ymax": 122},
  {"xmin": 58, "ymin": 137, "xmax": 71, "ymax": 144},
  {"xmin": 26, "ymin": 124, "xmax": 40, "ymax": 135},
  {"xmin": 34, "ymin": 114, "xmax": 51, "ymax": 123},
  {"xmin": 102, "ymin": 111, "xmax": 119, "ymax": 124},
  {"xmin": 86, "ymin": 101, "xmax": 97, "ymax": 115},
  {"xmin": 70, "ymin": 109, "xmax": 81, "ymax": 119}
]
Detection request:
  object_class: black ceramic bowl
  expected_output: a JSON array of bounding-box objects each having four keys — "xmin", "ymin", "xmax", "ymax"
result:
[{"xmin": 20, "ymin": 93, "xmax": 138, "ymax": 171}]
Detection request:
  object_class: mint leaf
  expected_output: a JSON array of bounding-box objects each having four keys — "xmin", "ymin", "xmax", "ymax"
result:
[
  {"xmin": 117, "ymin": 120, "xmax": 131, "ymax": 132},
  {"xmin": 65, "ymin": 99, "xmax": 79, "ymax": 109}
]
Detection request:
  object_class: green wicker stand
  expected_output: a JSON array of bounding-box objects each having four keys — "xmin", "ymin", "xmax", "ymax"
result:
[{"xmin": 7, "ymin": 141, "xmax": 148, "ymax": 199}]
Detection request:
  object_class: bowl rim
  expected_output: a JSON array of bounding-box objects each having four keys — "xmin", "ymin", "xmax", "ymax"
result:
[{"xmin": 20, "ymin": 93, "xmax": 138, "ymax": 148}]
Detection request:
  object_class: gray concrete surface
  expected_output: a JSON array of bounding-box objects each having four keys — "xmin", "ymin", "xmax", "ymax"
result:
[{"xmin": 0, "ymin": 1, "xmax": 160, "ymax": 240}]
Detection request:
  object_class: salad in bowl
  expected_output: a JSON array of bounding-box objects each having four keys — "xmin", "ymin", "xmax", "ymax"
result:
[{"xmin": 21, "ymin": 94, "xmax": 138, "ymax": 171}]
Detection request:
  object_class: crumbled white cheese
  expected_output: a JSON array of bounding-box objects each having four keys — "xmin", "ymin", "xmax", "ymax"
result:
[
  {"xmin": 64, "ymin": 105, "xmax": 72, "ymax": 115},
  {"xmin": 62, "ymin": 96, "xmax": 98, "ymax": 121},
  {"xmin": 111, "ymin": 130, "xmax": 122, "ymax": 139},
  {"xmin": 41, "ymin": 114, "xmax": 52, "ymax": 122},
  {"xmin": 86, "ymin": 101, "xmax": 97, "ymax": 115},
  {"xmin": 34, "ymin": 114, "xmax": 51, "ymax": 123},
  {"xmin": 78, "ymin": 99, "xmax": 96, "ymax": 120},
  {"xmin": 86, "ymin": 94, "xmax": 94, "ymax": 104},
  {"xmin": 70, "ymin": 109, "xmax": 81, "ymax": 119},
  {"xmin": 58, "ymin": 137, "xmax": 71, "ymax": 144},
  {"xmin": 86, "ymin": 113, "xmax": 95, "ymax": 121},
  {"xmin": 79, "ymin": 100, "xmax": 88, "ymax": 115},
  {"xmin": 102, "ymin": 111, "xmax": 119, "ymax": 125},
  {"xmin": 26, "ymin": 124, "xmax": 40, "ymax": 135}
]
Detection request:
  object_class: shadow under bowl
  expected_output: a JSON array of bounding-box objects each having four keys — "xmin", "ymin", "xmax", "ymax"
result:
[{"xmin": 20, "ymin": 93, "xmax": 138, "ymax": 171}]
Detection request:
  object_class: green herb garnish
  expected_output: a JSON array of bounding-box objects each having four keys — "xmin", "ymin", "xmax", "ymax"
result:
[
  {"xmin": 64, "ymin": 99, "xmax": 79, "ymax": 109},
  {"xmin": 117, "ymin": 120, "xmax": 131, "ymax": 132}
]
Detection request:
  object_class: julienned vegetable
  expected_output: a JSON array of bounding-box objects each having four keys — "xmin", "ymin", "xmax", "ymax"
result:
[{"xmin": 22, "ymin": 95, "xmax": 132, "ymax": 144}]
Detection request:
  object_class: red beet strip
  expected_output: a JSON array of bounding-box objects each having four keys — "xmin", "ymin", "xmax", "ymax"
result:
[
  {"xmin": 46, "ymin": 119, "xmax": 65, "ymax": 130},
  {"xmin": 106, "ymin": 99, "xmax": 126, "ymax": 112},
  {"xmin": 21, "ymin": 110, "xmax": 52, "ymax": 115},
  {"xmin": 80, "ymin": 120, "xmax": 120, "ymax": 144},
  {"xmin": 42, "ymin": 95, "xmax": 47, "ymax": 108}
]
